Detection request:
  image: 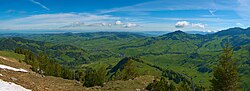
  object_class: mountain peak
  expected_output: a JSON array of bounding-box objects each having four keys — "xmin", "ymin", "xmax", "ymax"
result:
[
  {"xmin": 166, "ymin": 30, "xmax": 187, "ymax": 36},
  {"xmin": 213, "ymin": 27, "xmax": 250, "ymax": 37},
  {"xmin": 160, "ymin": 30, "xmax": 187, "ymax": 37},
  {"xmin": 227, "ymin": 27, "xmax": 243, "ymax": 30},
  {"xmin": 173, "ymin": 30, "xmax": 186, "ymax": 34},
  {"xmin": 159, "ymin": 30, "xmax": 194, "ymax": 40},
  {"xmin": 246, "ymin": 27, "xmax": 250, "ymax": 30}
]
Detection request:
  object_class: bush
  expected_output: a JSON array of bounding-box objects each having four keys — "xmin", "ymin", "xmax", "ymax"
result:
[
  {"xmin": 146, "ymin": 77, "xmax": 176, "ymax": 91},
  {"xmin": 83, "ymin": 67, "xmax": 107, "ymax": 87}
]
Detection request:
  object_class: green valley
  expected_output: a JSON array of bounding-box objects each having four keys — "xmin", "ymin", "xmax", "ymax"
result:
[{"xmin": 0, "ymin": 27, "xmax": 249, "ymax": 90}]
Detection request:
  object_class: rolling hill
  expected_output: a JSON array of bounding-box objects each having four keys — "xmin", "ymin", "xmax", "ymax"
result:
[{"xmin": 0, "ymin": 27, "xmax": 249, "ymax": 90}]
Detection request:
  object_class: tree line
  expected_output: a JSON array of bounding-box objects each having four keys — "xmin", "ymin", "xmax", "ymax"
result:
[
  {"xmin": 15, "ymin": 47, "xmax": 75, "ymax": 79},
  {"xmin": 15, "ymin": 47, "xmax": 108, "ymax": 87}
]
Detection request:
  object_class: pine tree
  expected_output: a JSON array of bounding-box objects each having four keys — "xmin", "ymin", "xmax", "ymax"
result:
[
  {"xmin": 96, "ymin": 66, "xmax": 107, "ymax": 83},
  {"xmin": 210, "ymin": 43, "xmax": 240, "ymax": 91},
  {"xmin": 146, "ymin": 77, "xmax": 176, "ymax": 91},
  {"xmin": 31, "ymin": 59, "xmax": 39, "ymax": 72},
  {"xmin": 83, "ymin": 67, "xmax": 106, "ymax": 87},
  {"xmin": 178, "ymin": 82, "xmax": 191, "ymax": 91},
  {"xmin": 54, "ymin": 63, "xmax": 62, "ymax": 77},
  {"xmin": 75, "ymin": 69, "xmax": 85, "ymax": 82}
]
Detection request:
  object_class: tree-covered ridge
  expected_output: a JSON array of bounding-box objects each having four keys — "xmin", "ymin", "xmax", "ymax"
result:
[
  {"xmin": 0, "ymin": 37, "xmax": 120, "ymax": 68},
  {"xmin": 14, "ymin": 48, "xmax": 110, "ymax": 87},
  {"xmin": 14, "ymin": 48, "xmax": 75, "ymax": 79},
  {"xmin": 21, "ymin": 32, "xmax": 146, "ymax": 50},
  {"xmin": 211, "ymin": 27, "xmax": 250, "ymax": 37}
]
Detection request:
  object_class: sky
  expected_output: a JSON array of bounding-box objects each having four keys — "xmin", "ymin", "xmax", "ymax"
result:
[{"xmin": 0, "ymin": 0, "xmax": 250, "ymax": 32}]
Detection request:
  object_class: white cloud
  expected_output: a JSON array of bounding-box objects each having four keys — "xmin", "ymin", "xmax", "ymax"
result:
[
  {"xmin": 203, "ymin": 30, "xmax": 217, "ymax": 33},
  {"xmin": 60, "ymin": 22, "xmax": 85, "ymax": 28},
  {"xmin": 4, "ymin": 10, "xmax": 26, "ymax": 14},
  {"xmin": 236, "ymin": 23, "xmax": 244, "ymax": 26},
  {"xmin": 87, "ymin": 22, "xmax": 112, "ymax": 27},
  {"xmin": 192, "ymin": 23, "xmax": 206, "ymax": 29},
  {"xmin": 175, "ymin": 21, "xmax": 208, "ymax": 29},
  {"xmin": 29, "ymin": 0, "xmax": 50, "ymax": 10},
  {"xmin": 57, "ymin": 19, "xmax": 140, "ymax": 29},
  {"xmin": 99, "ymin": 0, "xmax": 237, "ymax": 14},
  {"xmin": 236, "ymin": 0, "xmax": 250, "ymax": 18},
  {"xmin": 0, "ymin": 13, "xmax": 142, "ymax": 30},
  {"xmin": 0, "ymin": 13, "xmax": 120, "ymax": 30},
  {"xmin": 175, "ymin": 21, "xmax": 190, "ymax": 28},
  {"xmin": 124, "ymin": 23, "xmax": 138, "ymax": 28},
  {"xmin": 115, "ymin": 20, "xmax": 123, "ymax": 25},
  {"xmin": 98, "ymin": 0, "xmax": 250, "ymax": 20},
  {"xmin": 5, "ymin": 10, "xmax": 16, "ymax": 13}
]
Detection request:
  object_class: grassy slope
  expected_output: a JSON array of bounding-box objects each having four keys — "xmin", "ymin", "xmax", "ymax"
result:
[
  {"xmin": 0, "ymin": 51, "xmax": 87, "ymax": 91},
  {"xmin": 0, "ymin": 51, "xmax": 25, "ymax": 61},
  {"xmin": 0, "ymin": 29, "xmax": 249, "ymax": 89},
  {"xmin": 0, "ymin": 51, "xmax": 156, "ymax": 91}
]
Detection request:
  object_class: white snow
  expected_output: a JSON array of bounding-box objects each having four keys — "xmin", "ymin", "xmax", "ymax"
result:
[
  {"xmin": 0, "ymin": 64, "xmax": 28, "ymax": 72},
  {"xmin": 0, "ymin": 74, "xmax": 3, "ymax": 76},
  {"xmin": 0, "ymin": 79, "xmax": 31, "ymax": 91},
  {"xmin": 0, "ymin": 56, "xmax": 7, "ymax": 60}
]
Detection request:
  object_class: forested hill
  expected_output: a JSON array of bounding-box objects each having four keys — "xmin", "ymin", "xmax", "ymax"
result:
[
  {"xmin": 0, "ymin": 27, "xmax": 249, "ymax": 90},
  {"xmin": 211, "ymin": 27, "xmax": 250, "ymax": 37}
]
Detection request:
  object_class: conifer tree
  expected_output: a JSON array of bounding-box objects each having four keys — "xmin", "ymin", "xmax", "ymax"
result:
[
  {"xmin": 146, "ymin": 77, "xmax": 176, "ymax": 91},
  {"xmin": 31, "ymin": 59, "xmax": 39, "ymax": 72},
  {"xmin": 210, "ymin": 43, "xmax": 240, "ymax": 91},
  {"xmin": 83, "ymin": 67, "xmax": 107, "ymax": 87}
]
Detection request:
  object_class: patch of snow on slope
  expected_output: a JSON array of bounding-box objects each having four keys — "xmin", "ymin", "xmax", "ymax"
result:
[
  {"xmin": 0, "ymin": 56, "xmax": 7, "ymax": 60},
  {"xmin": 0, "ymin": 64, "xmax": 28, "ymax": 72},
  {"xmin": 0, "ymin": 79, "xmax": 31, "ymax": 91}
]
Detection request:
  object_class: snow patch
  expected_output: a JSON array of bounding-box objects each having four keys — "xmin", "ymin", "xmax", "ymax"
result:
[
  {"xmin": 0, "ymin": 64, "xmax": 28, "ymax": 72},
  {"xmin": 0, "ymin": 79, "xmax": 31, "ymax": 91},
  {"xmin": 0, "ymin": 56, "xmax": 7, "ymax": 60}
]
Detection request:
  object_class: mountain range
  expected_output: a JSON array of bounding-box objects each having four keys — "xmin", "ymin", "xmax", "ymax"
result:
[{"xmin": 0, "ymin": 27, "xmax": 249, "ymax": 90}]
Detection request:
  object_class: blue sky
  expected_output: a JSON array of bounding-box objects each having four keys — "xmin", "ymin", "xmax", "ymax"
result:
[{"xmin": 0, "ymin": 0, "xmax": 249, "ymax": 32}]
